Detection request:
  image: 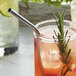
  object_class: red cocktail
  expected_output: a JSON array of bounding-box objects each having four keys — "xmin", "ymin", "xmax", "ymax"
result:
[{"xmin": 34, "ymin": 20, "xmax": 76, "ymax": 76}]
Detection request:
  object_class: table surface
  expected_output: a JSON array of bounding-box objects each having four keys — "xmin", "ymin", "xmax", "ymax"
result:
[
  {"xmin": 0, "ymin": 2, "xmax": 70, "ymax": 76},
  {"xmin": 0, "ymin": 26, "xmax": 34, "ymax": 76}
]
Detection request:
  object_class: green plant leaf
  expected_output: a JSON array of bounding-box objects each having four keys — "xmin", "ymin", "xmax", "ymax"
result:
[
  {"xmin": 22, "ymin": 0, "xmax": 72, "ymax": 8},
  {"xmin": 65, "ymin": 49, "xmax": 71, "ymax": 62},
  {"xmin": 65, "ymin": 30, "xmax": 68, "ymax": 37},
  {"xmin": 32, "ymin": 0, "xmax": 41, "ymax": 3},
  {"xmin": 22, "ymin": 0, "xmax": 29, "ymax": 8}
]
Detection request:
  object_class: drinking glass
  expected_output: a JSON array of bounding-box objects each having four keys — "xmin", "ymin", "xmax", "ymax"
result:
[
  {"xmin": 71, "ymin": 0, "xmax": 76, "ymax": 23},
  {"xmin": 0, "ymin": 0, "xmax": 19, "ymax": 56},
  {"xmin": 34, "ymin": 19, "xmax": 76, "ymax": 76}
]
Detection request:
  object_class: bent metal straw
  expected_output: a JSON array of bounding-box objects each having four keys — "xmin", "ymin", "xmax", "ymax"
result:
[{"xmin": 8, "ymin": 8, "xmax": 40, "ymax": 35}]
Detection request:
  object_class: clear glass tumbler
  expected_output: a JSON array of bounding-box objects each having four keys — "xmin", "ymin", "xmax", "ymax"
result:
[
  {"xmin": 34, "ymin": 19, "xmax": 76, "ymax": 76},
  {"xmin": 71, "ymin": 0, "xmax": 76, "ymax": 23},
  {"xmin": 0, "ymin": 0, "xmax": 19, "ymax": 56}
]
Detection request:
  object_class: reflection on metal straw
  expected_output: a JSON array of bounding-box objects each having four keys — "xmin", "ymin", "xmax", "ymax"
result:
[{"xmin": 8, "ymin": 8, "xmax": 40, "ymax": 35}]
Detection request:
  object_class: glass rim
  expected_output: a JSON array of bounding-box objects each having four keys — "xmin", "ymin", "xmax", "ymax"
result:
[
  {"xmin": 35, "ymin": 19, "xmax": 76, "ymax": 28},
  {"xmin": 34, "ymin": 19, "xmax": 76, "ymax": 43}
]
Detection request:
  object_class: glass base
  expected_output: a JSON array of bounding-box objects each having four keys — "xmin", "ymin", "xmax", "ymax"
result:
[
  {"xmin": 4, "ymin": 47, "xmax": 18, "ymax": 55},
  {"xmin": 0, "ymin": 39, "xmax": 19, "ymax": 57}
]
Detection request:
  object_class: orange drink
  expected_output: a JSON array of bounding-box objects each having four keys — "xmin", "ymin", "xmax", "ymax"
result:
[{"xmin": 34, "ymin": 20, "xmax": 76, "ymax": 76}]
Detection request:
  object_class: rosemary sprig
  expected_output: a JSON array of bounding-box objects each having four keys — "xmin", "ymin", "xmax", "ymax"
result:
[{"xmin": 53, "ymin": 10, "xmax": 72, "ymax": 76}]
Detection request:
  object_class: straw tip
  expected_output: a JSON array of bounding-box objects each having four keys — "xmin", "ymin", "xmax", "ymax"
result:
[{"xmin": 8, "ymin": 8, "xmax": 11, "ymax": 12}]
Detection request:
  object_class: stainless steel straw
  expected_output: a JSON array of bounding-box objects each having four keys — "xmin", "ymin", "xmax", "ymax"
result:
[{"xmin": 8, "ymin": 8, "xmax": 40, "ymax": 35}]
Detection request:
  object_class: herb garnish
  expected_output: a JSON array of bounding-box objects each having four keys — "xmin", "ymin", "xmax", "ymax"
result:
[
  {"xmin": 53, "ymin": 10, "xmax": 72, "ymax": 76},
  {"xmin": 22, "ymin": 0, "xmax": 72, "ymax": 8}
]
